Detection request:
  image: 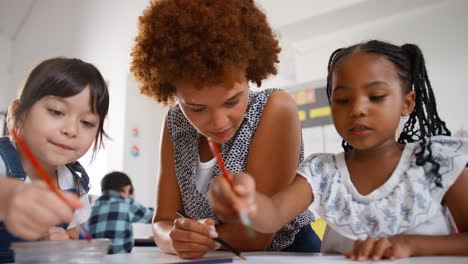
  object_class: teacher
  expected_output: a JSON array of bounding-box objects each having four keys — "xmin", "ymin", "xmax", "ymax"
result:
[{"xmin": 130, "ymin": 0, "xmax": 321, "ymax": 259}]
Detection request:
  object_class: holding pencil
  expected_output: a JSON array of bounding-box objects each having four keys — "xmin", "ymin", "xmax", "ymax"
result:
[
  {"xmin": 12, "ymin": 129, "xmax": 93, "ymax": 242},
  {"xmin": 176, "ymin": 210, "xmax": 246, "ymax": 260},
  {"xmin": 0, "ymin": 174, "xmax": 83, "ymax": 240},
  {"xmin": 0, "ymin": 57, "xmax": 109, "ymax": 262},
  {"xmin": 207, "ymin": 140, "xmax": 255, "ymax": 238}
]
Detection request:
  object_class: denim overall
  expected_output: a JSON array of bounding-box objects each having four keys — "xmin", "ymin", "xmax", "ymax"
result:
[{"xmin": 0, "ymin": 137, "xmax": 90, "ymax": 263}]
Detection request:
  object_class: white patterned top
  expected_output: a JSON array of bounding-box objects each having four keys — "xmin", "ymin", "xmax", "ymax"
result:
[{"xmin": 297, "ymin": 136, "xmax": 468, "ymax": 253}]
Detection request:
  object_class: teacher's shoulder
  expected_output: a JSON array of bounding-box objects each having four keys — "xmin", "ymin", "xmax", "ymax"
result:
[{"xmin": 263, "ymin": 89, "xmax": 298, "ymax": 121}]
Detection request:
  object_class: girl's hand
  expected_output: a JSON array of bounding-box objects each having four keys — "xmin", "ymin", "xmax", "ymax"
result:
[
  {"xmin": 169, "ymin": 217, "xmax": 220, "ymax": 259},
  {"xmin": 4, "ymin": 181, "xmax": 83, "ymax": 240},
  {"xmin": 40, "ymin": 226, "xmax": 70, "ymax": 241},
  {"xmin": 208, "ymin": 173, "xmax": 257, "ymax": 223},
  {"xmin": 344, "ymin": 235, "xmax": 412, "ymax": 261}
]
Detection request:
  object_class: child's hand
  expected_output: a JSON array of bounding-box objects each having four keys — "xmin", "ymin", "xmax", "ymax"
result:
[
  {"xmin": 208, "ymin": 172, "xmax": 257, "ymax": 223},
  {"xmin": 4, "ymin": 181, "xmax": 83, "ymax": 240},
  {"xmin": 169, "ymin": 217, "xmax": 220, "ymax": 259},
  {"xmin": 40, "ymin": 226, "xmax": 70, "ymax": 241},
  {"xmin": 344, "ymin": 235, "xmax": 412, "ymax": 261}
]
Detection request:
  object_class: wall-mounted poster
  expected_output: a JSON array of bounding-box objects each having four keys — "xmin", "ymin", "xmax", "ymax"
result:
[
  {"xmin": 129, "ymin": 127, "xmax": 141, "ymax": 158},
  {"xmin": 131, "ymin": 145, "xmax": 140, "ymax": 157},
  {"xmin": 286, "ymin": 81, "xmax": 342, "ymax": 156},
  {"xmin": 288, "ymin": 81, "xmax": 332, "ymax": 129}
]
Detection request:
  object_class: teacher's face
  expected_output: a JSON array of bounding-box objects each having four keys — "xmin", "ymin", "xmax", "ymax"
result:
[{"xmin": 175, "ymin": 76, "xmax": 249, "ymax": 144}]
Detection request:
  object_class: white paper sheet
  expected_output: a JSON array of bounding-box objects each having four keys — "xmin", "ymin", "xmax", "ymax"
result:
[{"xmin": 103, "ymin": 248, "xmax": 468, "ymax": 264}]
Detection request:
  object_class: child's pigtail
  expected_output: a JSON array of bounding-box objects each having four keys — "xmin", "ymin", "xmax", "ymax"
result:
[{"xmin": 399, "ymin": 44, "xmax": 450, "ymax": 187}]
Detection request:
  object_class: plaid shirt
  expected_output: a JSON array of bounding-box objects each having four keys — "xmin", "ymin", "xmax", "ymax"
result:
[{"xmin": 87, "ymin": 190, "xmax": 154, "ymax": 254}]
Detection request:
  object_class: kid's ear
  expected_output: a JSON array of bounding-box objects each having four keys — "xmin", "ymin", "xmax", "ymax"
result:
[
  {"xmin": 8, "ymin": 100, "xmax": 21, "ymax": 113},
  {"xmin": 7, "ymin": 100, "xmax": 21, "ymax": 132},
  {"xmin": 402, "ymin": 90, "xmax": 416, "ymax": 116}
]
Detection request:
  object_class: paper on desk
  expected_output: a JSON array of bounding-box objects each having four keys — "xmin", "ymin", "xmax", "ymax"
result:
[
  {"xmin": 234, "ymin": 252, "xmax": 468, "ymax": 264},
  {"xmin": 103, "ymin": 248, "xmax": 468, "ymax": 264},
  {"xmin": 236, "ymin": 254, "xmax": 367, "ymax": 263},
  {"xmin": 103, "ymin": 248, "xmax": 234, "ymax": 264}
]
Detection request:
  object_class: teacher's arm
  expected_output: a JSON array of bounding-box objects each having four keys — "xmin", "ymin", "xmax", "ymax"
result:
[
  {"xmin": 153, "ymin": 118, "xmax": 218, "ymax": 258},
  {"xmin": 216, "ymin": 90, "xmax": 303, "ymax": 250}
]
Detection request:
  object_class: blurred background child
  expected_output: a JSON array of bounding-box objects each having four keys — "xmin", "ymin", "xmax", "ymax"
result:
[{"xmin": 87, "ymin": 171, "xmax": 154, "ymax": 254}]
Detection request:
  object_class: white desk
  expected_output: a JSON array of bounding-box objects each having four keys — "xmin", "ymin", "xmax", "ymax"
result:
[{"xmin": 103, "ymin": 247, "xmax": 468, "ymax": 264}]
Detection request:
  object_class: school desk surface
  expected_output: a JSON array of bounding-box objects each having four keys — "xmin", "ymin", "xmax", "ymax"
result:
[{"xmin": 102, "ymin": 247, "xmax": 468, "ymax": 264}]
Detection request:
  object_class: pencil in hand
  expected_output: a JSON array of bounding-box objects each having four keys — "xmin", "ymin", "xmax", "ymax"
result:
[
  {"xmin": 12, "ymin": 129, "xmax": 92, "ymax": 242},
  {"xmin": 208, "ymin": 139, "xmax": 256, "ymax": 237},
  {"xmin": 176, "ymin": 210, "xmax": 246, "ymax": 260}
]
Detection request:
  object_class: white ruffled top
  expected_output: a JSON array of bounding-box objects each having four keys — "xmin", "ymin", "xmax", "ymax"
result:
[{"xmin": 297, "ymin": 136, "xmax": 467, "ymax": 250}]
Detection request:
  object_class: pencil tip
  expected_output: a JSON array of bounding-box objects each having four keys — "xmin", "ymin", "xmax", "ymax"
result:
[{"xmin": 239, "ymin": 254, "xmax": 246, "ymax": 260}]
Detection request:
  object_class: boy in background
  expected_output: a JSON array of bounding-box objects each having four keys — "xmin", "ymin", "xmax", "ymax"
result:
[{"xmin": 87, "ymin": 171, "xmax": 154, "ymax": 254}]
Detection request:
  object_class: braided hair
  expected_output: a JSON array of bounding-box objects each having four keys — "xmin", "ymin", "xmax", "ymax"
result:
[{"xmin": 326, "ymin": 40, "xmax": 451, "ymax": 187}]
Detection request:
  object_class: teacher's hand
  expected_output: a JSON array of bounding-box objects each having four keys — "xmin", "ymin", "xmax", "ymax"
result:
[{"xmin": 169, "ymin": 217, "xmax": 221, "ymax": 259}]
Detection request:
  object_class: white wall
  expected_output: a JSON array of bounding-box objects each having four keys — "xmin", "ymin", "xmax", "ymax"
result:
[
  {"xmin": 0, "ymin": 34, "xmax": 12, "ymax": 112},
  {"xmin": 122, "ymin": 74, "xmax": 166, "ymax": 237}
]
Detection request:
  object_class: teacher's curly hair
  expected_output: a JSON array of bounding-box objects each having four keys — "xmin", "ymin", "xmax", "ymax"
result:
[{"xmin": 130, "ymin": 0, "xmax": 281, "ymax": 105}]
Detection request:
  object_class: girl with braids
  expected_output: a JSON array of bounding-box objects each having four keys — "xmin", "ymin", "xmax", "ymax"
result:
[
  {"xmin": 209, "ymin": 40, "xmax": 468, "ymax": 260},
  {"xmin": 131, "ymin": 0, "xmax": 320, "ymax": 259}
]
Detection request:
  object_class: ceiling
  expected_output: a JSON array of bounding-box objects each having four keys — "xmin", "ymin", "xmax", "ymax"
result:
[
  {"xmin": 0, "ymin": 0, "xmax": 443, "ymax": 42},
  {"xmin": 0, "ymin": 0, "xmax": 35, "ymax": 40},
  {"xmin": 256, "ymin": 0, "xmax": 368, "ymax": 28}
]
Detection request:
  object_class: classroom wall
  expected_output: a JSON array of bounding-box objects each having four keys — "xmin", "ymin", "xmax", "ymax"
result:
[
  {"xmin": 121, "ymin": 74, "xmax": 166, "ymax": 236},
  {"xmin": 0, "ymin": 34, "xmax": 12, "ymax": 112}
]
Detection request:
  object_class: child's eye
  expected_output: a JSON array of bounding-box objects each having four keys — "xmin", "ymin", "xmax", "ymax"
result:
[
  {"xmin": 370, "ymin": 95, "xmax": 385, "ymax": 101},
  {"xmin": 81, "ymin": 120, "xmax": 96, "ymax": 127},
  {"xmin": 48, "ymin": 108, "xmax": 64, "ymax": 116},
  {"xmin": 334, "ymin": 98, "xmax": 349, "ymax": 104}
]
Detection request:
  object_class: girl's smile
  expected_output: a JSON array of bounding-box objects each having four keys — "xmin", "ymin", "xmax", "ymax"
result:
[{"xmin": 50, "ymin": 141, "xmax": 74, "ymax": 151}]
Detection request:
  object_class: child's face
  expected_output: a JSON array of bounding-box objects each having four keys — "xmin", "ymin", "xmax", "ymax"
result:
[
  {"xmin": 18, "ymin": 86, "xmax": 99, "ymax": 168},
  {"xmin": 330, "ymin": 51, "xmax": 415, "ymax": 151},
  {"xmin": 174, "ymin": 76, "xmax": 249, "ymax": 143}
]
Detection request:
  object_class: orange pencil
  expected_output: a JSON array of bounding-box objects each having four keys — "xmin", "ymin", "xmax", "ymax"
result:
[
  {"xmin": 208, "ymin": 140, "xmax": 255, "ymax": 237},
  {"xmin": 12, "ymin": 129, "xmax": 92, "ymax": 241},
  {"xmin": 208, "ymin": 140, "xmax": 233, "ymax": 187}
]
